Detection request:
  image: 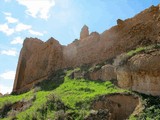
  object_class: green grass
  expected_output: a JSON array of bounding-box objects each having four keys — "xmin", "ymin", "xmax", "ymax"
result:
[
  {"xmin": 1, "ymin": 44, "xmax": 159, "ymax": 120},
  {"xmin": 0, "ymin": 70, "xmax": 125, "ymax": 120},
  {"xmin": 116, "ymin": 44, "xmax": 160, "ymax": 66},
  {"xmin": 54, "ymin": 75, "xmax": 123, "ymax": 109},
  {"xmin": 127, "ymin": 44, "xmax": 160, "ymax": 57},
  {"xmin": 16, "ymin": 91, "xmax": 50, "ymax": 120},
  {"xmin": 127, "ymin": 47, "xmax": 146, "ymax": 56},
  {"xmin": 0, "ymin": 91, "xmax": 33, "ymax": 108}
]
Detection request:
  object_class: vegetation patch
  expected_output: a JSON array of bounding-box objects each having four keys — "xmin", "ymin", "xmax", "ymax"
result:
[
  {"xmin": 114, "ymin": 44, "xmax": 160, "ymax": 67},
  {"xmin": 0, "ymin": 69, "xmax": 125, "ymax": 120},
  {"xmin": 131, "ymin": 94, "xmax": 160, "ymax": 120}
]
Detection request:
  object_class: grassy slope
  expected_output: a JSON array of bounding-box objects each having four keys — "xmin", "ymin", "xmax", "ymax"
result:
[
  {"xmin": 0, "ymin": 70, "xmax": 125, "ymax": 120},
  {"xmin": 0, "ymin": 91, "xmax": 33, "ymax": 109}
]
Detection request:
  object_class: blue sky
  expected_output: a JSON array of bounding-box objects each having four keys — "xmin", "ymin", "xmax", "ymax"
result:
[{"xmin": 0, "ymin": 0, "xmax": 159, "ymax": 94}]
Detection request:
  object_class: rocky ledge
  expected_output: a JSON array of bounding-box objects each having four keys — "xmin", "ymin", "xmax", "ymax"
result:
[{"xmin": 116, "ymin": 48, "xmax": 160, "ymax": 96}]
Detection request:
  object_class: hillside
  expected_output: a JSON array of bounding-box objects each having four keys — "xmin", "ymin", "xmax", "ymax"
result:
[
  {"xmin": 0, "ymin": 44, "xmax": 160, "ymax": 120},
  {"xmin": 13, "ymin": 4, "xmax": 160, "ymax": 94},
  {"xmin": 0, "ymin": 4, "xmax": 160, "ymax": 120}
]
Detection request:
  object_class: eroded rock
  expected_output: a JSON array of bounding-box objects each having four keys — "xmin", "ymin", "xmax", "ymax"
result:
[
  {"xmin": 80, "ymin": 25, "xmax": 89, "ymax": 40},
  {"xmin": 84, "ymin": 109, "xmax": 111, "ymax": 120},
  {"xmin": 116, "ymin": 49, "xmax": 160, "ymax": 96},
  {"xmin": 90, "ymin": 93, "xmax": 142, "ymax": 120},
  {"xmin": 89, "ymin": 64, "xmax": 116, "ymax": 81}
]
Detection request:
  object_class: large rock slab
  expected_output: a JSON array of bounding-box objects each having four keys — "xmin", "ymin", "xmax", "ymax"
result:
[
  {"xmin": 116, "ymin": 49, "xmax": 160, "ymax": 96},
  {"xmin": 13, "ymin": 37, "xmax": 63, "ymax": 92}
]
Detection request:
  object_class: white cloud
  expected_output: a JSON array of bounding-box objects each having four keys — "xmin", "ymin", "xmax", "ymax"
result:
[
  {"xmin": 11, "ymin": 37, "xmax": 23, "ymax": 44},
  {"xmin": 0, "ymin": 49, "xmax": 17, "ymax": 56},
  {"xmin": 16, "ymin": 0, "xmax": 55, "ymax": 20},
  {"xmin": 3, "ymin": 12, "xmax": 18, "ymax": 23},
  {"xmin": 0, "ymin": 23, "xmax": 14, "ymax": 36},
  {"xmin": 3, "ymin": 12, "xmax": 12, "ymax": 16},
  {"xmin": 15, "ymin": 23, "xmax": 32, "ymax": 32},
  {"xmin": 29, "ymin": 30, "xmax": 43, "ymax": 36},
  {"xmin": 0, "ymin": 71, "xmax": 15, "ymax": 80},
  {"xmin": 6, "ymin": 16, "xmax": 18, "ymax": 23},
  {"xmin": 0, "ymin": 84, "xmax": 12, "ymax": 94}
]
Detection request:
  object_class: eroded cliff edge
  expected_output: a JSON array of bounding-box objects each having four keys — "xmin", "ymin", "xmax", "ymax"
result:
[
  {"xmin": 115, "ymin": 48, "xmax": 160, "ymax": 96},
  {"xmin": 13, "ymin": 5, "xmax": 160, "ymax": 93}
]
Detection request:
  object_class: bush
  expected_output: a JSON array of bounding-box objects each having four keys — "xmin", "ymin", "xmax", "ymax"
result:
[{"xmin": 136, "ymin": 94, "xmax": 160, "ymax": 119}]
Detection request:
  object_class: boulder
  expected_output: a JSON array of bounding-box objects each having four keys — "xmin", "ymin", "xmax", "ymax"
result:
[
  {"xmin": 101, "ymin": 64, "xmax": 117, "ymax": 80},
  {"xmin": 89, "ymin": 69, "xmax": 102, "ymax": 80},
  {"xmin": 84, "ymin": 109, "xmax": 110, "ymax": 120},
  {"xmin": 89, "ymin": 64, "xmax": 116, "ymax": 81}
]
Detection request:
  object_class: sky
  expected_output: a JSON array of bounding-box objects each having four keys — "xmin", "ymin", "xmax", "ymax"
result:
[{"xmin": 0, "ymin": 0, "xmax": 159, "ymax": 94}]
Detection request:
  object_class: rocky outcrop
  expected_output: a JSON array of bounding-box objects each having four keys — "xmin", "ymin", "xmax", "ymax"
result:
[
  {"xmin": 116, "ymin": 49, "xmax": 160, "ymax": 96},
  {"xmin": 89, "ymin": 64, "xmax": 116, "ymax": 81},
  {"xmin": 13, "ymin": 5, "xmax": 160, "ymax": 93},
  {"xmin": 80, "ymin": 25, "xmax": 89, "ymax": 40},
  {"xmin": 69, "ymin": 64, "xmax": 116, "ymax": 81},
  {"xmin": 0, "ymin": 98, "xmax": 33, "ymax": 119},
  {"xmin": 84, "ymin": 109, "xmax": 110, "ymax": 120},
  {"xmin": 0, "ymin": 93, "xmax": 2, "ymax": 97},
  {"xmin": 13, "ymin": 37, "xmax": 63, "ymax": 93},
  {"xmin": 90, "ymin": 93, "xmax": 142, "ymax": 120}
]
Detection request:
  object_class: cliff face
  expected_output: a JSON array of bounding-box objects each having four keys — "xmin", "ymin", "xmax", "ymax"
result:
[
  {"xmin": 13, "ymin": 38, "xmax": 63, "ymax": 92},
  {"xmin": 116, "ymin": 49, "xmax": 160, "ymax": 96},
  {"xmin": 13, "ymin": 5, "xmax": 160, "ymax": 93}
]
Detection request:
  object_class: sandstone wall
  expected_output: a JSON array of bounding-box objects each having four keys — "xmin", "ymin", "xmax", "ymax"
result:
[
  {"xmin": 13, "ymin": 5, "xmax": 160, "ymax": 93},
  {"xmin": 116, "ymin": 50, "xmax": 160, "ymax": 96},
  {"xmin": 13, "ymin": 38, "xmax": 63, "ymax": 92}
]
